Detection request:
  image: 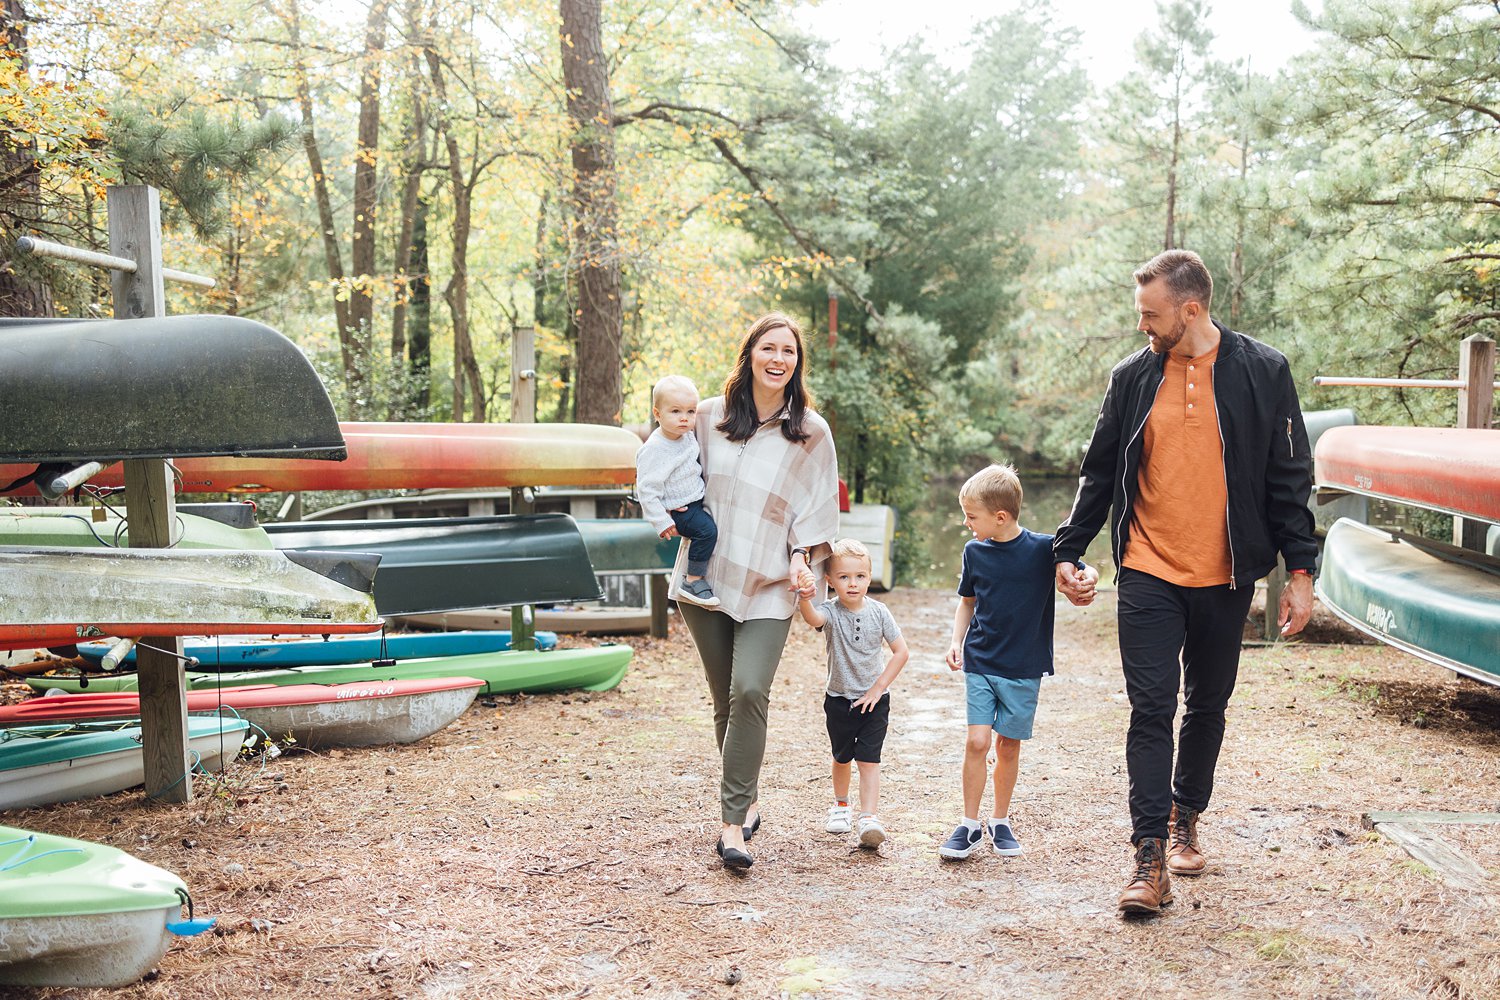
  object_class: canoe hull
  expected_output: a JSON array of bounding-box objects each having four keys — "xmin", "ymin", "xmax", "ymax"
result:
[
  {"xmin": 76, "ymin": 630, "xmax": 557, "ymax": 668},
  {"xmin": 0, "ymin": 907, "xmax": 181, "ymax": 988},
  {"xmin": 0, "ymin": 719, "xmax": 249, "ymax": 810},
  {"xmin": 1316, "ymin": 518, "xmax": 1500, "ymax": 681},
  {"xmin": 29, "ymin": 645, "xmax": 633, "ymax": 696},
  {"xmin": 1314, "ymin": 426, "xmax": 1500, "ymax": 525},
  {"xmin": 398, "ymin": 606, "xmax": 653, "ymax": 635}
]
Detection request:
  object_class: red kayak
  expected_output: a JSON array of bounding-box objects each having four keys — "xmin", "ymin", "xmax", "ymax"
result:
[
  {"xmin": 0, "ymin": 678, "xmax": 485, "ymax": 749},
  {"xmin": 1314, "ymin": 426, "xmax": 1500, "ymax": 526},
  {"xmin": 0, "ymin": 421, "xmax": 640, "ymax": 495}
]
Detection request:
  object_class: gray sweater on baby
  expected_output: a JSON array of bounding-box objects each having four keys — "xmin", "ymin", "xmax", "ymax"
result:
[{"xmin": 635, "ymin": 428, "xmax": 707, "ymax": 534}]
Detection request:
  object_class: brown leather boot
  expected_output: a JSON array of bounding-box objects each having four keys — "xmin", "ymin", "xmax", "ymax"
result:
[
  {"xmin": 1167, "ymin": 803, "xmax": 1206, "ymax": 876},
  {"xmin": 1118, "ymin": 837, "xmax": 1173, "ymax": 915}
]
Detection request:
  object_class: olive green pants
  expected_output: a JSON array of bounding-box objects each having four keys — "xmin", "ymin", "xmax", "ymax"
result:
[{"xmin": 678, "ymin": 603, "xmax": 792, "ymax": 825}]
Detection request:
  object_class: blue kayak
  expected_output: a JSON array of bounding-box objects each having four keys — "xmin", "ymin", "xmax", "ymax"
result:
[{"xmin": 75, "ymin": 630, "xmax": 558, "ymax": 669}]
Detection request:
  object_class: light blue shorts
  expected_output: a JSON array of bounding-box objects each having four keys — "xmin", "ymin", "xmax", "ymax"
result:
[{"xmin": 965, "ymin": 673, "xmax": 1041, "ymax": 740}]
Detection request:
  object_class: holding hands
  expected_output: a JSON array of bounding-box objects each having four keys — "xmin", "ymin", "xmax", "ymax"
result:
[{"xmin": 1055, "ymin": 562, "xmax": 1100, "ymax": 606}]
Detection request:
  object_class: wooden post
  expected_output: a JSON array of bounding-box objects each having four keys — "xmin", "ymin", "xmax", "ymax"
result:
[
  {"xmin": 1454, "ymin": 334, "xmax": 1495, "ymax": 551},
  {"xmin": 510, "ymin": 326, "xmax": 538, "ymax": 651},
  {"xmin": 109, "ymin": 185, "xmax": 192, "ymax": 803}
]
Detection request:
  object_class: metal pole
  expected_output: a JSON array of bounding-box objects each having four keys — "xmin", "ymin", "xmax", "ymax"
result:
[
  {"xmin": 1313, "ymin": 375, "xmax": 1500, "ymax": 389},
  {"xmin": 17, "ymin": 235, "xmax": 216, "ymax": 288},
  {"xmin": 510, "ymin": 325, "xmax": 538, "ymax": 651}
]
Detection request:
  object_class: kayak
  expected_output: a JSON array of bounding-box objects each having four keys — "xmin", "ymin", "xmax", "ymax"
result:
[
  {"xmin": 27, "ymin": 644, "xmax": 634, "ymax": 696},
  {"xmin": 0, "ymin": 717, "xmax": 250, "ymax": 810},
  {"xmin": 0, "ymin": 546, "xmax": 381, "ymax": 649},
  {"xmin": 0, "ymin": 315, "xmax": 345, "ymax": 469},
  {"xmin": 0, "ymin": 421, "xmax": 642, "ymax": 496},
  {"xmin": 1316, "ymin": 518, "xmax": 1500, "ymax": 684},
  {"xmin": 263, "ymin": 514, "xmax": 603, "ymax": 614},
  {"xmin": 0, "ymin": 678, "xmax": 484, "ymax": 749},
  {"xmin": 839, "ymin": 503, "xmax": 898, "ymax": 590},
  {"xmin": 0, "ymin": 823, "xmax": 212, "ymax": 987},
  {"xmin": 1314, "ymin": 425, "xmax": 1500, "ymax": 525},
  {"xmin": 0, "ymin": 505, "xmax": 273, "ymax": 550},
  {"xmin": 75, "ymin": 630, "xmax": 557, "ymax": 668}
]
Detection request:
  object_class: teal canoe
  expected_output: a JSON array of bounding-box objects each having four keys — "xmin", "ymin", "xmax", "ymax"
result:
[
  {"xmin": 1316, "ymin": 518, "xmax": 1500, "ymax": 683},
  {"xmin": 0, "ymin": 823, "xmax": 208, "ymax": 987},
  {"xmin": 76, "ymin": 629, "xmax": 558, "ymax": 668},
  {"xmin": 28, "ymin": 644, "xmax": 633, "ymax": 697},
  {"xmin": 0, "ymin": 717, "xmax": 250, "ymax": 810}
]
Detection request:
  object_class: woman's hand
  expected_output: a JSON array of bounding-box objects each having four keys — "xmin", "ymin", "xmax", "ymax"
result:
[{"xmin": 659, "ymin": 525, "xmax": 679, "ymax": 539}]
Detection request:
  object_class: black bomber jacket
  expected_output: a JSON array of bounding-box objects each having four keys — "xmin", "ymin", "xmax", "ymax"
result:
[{"xmin": 1052, "ymin": 320, "xmax": 1319, "ymax": 588}]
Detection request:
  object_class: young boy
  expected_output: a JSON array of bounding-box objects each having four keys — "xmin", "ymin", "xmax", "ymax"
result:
[
  {"xmin": 635, "ymin": 375, "xmax": 719, "ymax": 607},
  {"xmin": 939, "ymin": 464, "xmax": 1096, "ymax": 860},
  {"xmin": 797, "ymin": 539, "xmax": 910, "ymax": 849}
]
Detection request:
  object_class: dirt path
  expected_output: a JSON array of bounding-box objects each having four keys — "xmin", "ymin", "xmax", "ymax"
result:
[{"xmin": 17, "ymin": 589, "xmax": 1500, "ymax": 999}]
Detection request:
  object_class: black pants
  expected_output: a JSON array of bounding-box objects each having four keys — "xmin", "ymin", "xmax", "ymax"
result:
[
  {"xmin": 1117, "ymin": 567, "xmax": 1255, "ymax": 843},
  {"xmin": 669, "ymin": 499, "xmax": 718, "ymax": 576}
]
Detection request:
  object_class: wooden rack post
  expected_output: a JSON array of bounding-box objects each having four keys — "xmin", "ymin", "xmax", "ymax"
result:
[
  {"xmin": 510, "ymin": 326, "xmax": 538, "ymax": 651},
  {"xmin": 109, "ymin": 184, "xmax": 193, "ymax": 803},
  {"xmin": 1454, "ymin": 334, "xmax": 1495, "ymax": 550}
]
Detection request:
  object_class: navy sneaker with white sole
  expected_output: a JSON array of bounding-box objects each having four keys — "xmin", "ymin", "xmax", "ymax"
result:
[
  {"xmin": 988, "ymin": 820, "xmax": 1023, "ymax": 857},
  {"xmin": 938, "ymin": 824, "xmax": 984, "ymax": 860}
]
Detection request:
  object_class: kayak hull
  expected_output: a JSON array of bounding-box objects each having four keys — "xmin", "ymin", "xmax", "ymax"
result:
[
  {"xmin": 1314, "ymin": 426, "xmax": 1500, "ymax": 525},
  {"xmin": 75, "ymin": 630, "xmax": 557, "ymax": 668}
]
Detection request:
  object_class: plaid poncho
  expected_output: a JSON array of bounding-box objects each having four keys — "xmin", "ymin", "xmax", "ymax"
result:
[{"xmin": 667, "ymin": 395, "xmax": 840, "ymax": 622}]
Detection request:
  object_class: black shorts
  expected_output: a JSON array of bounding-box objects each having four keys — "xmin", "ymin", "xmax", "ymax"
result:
[{"xmin": 824, "ymin": 693, "xmax": 890, "ymax": 764}]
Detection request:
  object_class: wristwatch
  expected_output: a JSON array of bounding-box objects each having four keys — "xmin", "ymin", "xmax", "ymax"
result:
[
  {"xmin": 790, "ymin": 546, "xmax": 810, "ymax": 560},
  {"xmin": 1289, "ymin": 568, "xmax": 1313, "ymax": 578}
]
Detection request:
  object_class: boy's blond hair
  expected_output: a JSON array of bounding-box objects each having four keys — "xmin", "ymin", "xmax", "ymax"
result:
[
  {"xmin": 827, "ymin": 537, "xmax": 872, "ymax": 569},
  {"xmin": 652, "ymin": 374, "xmax": 699, "ymax": 408},
  {"xmin": 959, "ymin": 463, "xmax": 1023, "ymax": 519}
]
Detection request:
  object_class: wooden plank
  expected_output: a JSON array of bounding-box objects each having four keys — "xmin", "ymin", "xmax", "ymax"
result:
[
  {"xmin": 511, "ymin": 325, "xmax": 537, "ymax": 424},
  {"xmin": 112, "ymin": 184, "xmax": 191, "ymax": 803},
  {"xmin": 1369, "ymin": 820, "xmax": 1493, "ymax": 895},
  {"xmin": 649, "ymin": 573, "xmax": 669, "ymax": 639},
  {"xmin": 1456, "ymin": 334, "xmax": 1495, "ymax": 550},
  {"xmin": 1364, "ymin": 811, "xmax": 1500, "ymax": 827}
]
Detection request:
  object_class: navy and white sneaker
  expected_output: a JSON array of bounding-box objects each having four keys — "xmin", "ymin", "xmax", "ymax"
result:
[
  {"xmin": 988, "ymin": 820, "xmax": 1023, "ymax": 857},
  {"xmin": 938, "ymin": 823, "xmax": 984, "ymax": 860}
]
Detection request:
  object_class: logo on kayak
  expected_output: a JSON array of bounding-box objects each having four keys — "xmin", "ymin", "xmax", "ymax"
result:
[
  {"xmin": 1365, "ymin": 602, "xmax": 1396, "ymax": 634},
  {"xmin": 299, "ymin": 611, "xmax": 335, "ymax": 620},
  {"xmin": 1354, "ymin": 474, "xmax": 1373, "ymax": 490},
  {"xmin": 336, "ymin": 685, "xmax": 396, "ymax": 699},
  {"xmin": 74, "ymin": 625, "xmax": 107, "ymax": 638}
]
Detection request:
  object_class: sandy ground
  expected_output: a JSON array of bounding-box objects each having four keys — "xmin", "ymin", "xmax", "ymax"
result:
[{"xmin": 9, "ymin": 587, "xmax": 1500, "ymax": 1000}]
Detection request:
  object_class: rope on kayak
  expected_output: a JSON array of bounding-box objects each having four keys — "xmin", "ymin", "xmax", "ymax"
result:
[
  {"xmin": 0, "ymin": 834, "xmax": 84, "ymax": 871},
  {"xmin": 146, "ymin": 748, "xmax": 203, "ymax": 800}
]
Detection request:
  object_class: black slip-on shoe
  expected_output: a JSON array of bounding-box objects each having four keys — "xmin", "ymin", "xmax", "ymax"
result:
[
  {"xmin": 715, "ymin": 837, "xmax": 753, "ymax": 870},
  {"xmin": 743, "ymin": 814, "xmax": 761, "ymax": 842}
]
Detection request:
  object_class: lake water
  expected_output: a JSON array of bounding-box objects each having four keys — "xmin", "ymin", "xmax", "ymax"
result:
[{"xmin": 896, "ymin": 475, "xmax": 1115, "ymax": 590}]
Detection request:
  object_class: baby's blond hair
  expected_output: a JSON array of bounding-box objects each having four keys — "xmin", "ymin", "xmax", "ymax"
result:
[
  {"xmin": 652, "ymin": 374, "xmax": 699, "ymax": 408},
  {"xmin": 827, "ymin": 538, "xmax": 872, "ymax": 570},
  {"xmin": 959, "ymin": 463, "xmax": 1023, "ymax": 519}
]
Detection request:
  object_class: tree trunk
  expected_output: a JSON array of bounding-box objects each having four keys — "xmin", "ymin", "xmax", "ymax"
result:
[
  {"xmin": 350, "ymin": 0, "xmax": 392, "ymax": 360},
  {"xmin": 280, "ymin": 0, "xmax": 353, "ymax": 369},
  {"xmin": 560, "ymin": 0, "xmax": 623, "ymax": 426},
  {"xmin": 391, "ymin": 37, "xmax": 429, "ymax": 364},
  {"xmin": 409, "ymin": 195, "xmax": 432, "ymax": 412},
  {"xmin": 0, "ymin": 0, "xmax": 55, "ymax": 318}
]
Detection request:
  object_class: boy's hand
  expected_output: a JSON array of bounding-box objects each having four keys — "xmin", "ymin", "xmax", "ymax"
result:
[
  {"xmin": 945, "ymin": 644, "xmax": 962, "ymax": 671},
  {"xmin": 796, "ymin": 567, "xmax": 816, "ymax": 590},
  {"xmin": 851, "ymin": 687, "xmax": 885, "ymax": 712},
  {"xmin": 797, "ymin": 582, "xmax": 816, "ymax": 599},
  {"xmin": 659, "ymin": 525, "xmax": 679, "ymax": 540},
  {"xmin": 1056, "ymin": 562, "xmax": 1094, "ymax": 606}
]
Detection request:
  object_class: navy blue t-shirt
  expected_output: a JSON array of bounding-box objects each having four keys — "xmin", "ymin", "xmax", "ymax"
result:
[{"xmin": 957, "ymin": 528, "xmax": 1064, "ymax": 680}]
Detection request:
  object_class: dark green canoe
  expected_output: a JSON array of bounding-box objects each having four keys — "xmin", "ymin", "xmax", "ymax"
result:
[
  {"xmin": 0, "ymin": 316, "xmax": 345, "ymax": 465},
  {"xmin": 574, "ymin": 518, "xmax": 677, "ymax": 572},
  {"xmin": 1316, "ymin": 518, "xmax": 1500, "ymax": 683},
  {"xmin": 264, "ymin": 514, "xmax": 603, "ymax": 616},
  {"xmin": 27, "ymin": 644, "xmax": 632, "ymax": 696}
]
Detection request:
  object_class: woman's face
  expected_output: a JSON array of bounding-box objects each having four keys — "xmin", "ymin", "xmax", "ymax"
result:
[{"xmin": 749, "ymin": 325, "xmax": 799, "ymax": 397}]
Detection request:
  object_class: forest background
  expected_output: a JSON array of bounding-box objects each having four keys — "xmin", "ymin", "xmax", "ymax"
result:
[{"xmin": 1, "ymin": 0, "xmax": 1496, "ymax": 571}]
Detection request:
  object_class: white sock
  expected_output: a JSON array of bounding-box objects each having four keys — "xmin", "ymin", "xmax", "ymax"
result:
[
  {"xmin": 991, "ymin": 816, "xmax": 1010, "ymax": 828},
  {"xmin": 962, "ymin": 817, "xmax": 981, "ymax": 830}
]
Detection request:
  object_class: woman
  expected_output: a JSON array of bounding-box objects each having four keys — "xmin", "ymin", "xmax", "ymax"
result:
[{"xmin": 673, "ymin": 312, "xmax": 840, "ymax": 871}]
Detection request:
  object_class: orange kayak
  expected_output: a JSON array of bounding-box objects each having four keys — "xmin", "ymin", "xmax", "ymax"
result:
[{"xmin": 1314, "ymin": 426, "xmax": 1500, "ymax": 525}]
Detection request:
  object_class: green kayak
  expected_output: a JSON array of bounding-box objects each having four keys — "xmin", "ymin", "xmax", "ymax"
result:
[
  {"xmin": 0, "ymin": 506, "xmax": 273, "ymax": 550},
  {"xmin": 29, "ymin": 644, "xmax": 633, "ymax": 697},
  {"xmin": 1317, "ymin": 518, "xmax": 1500, "ymax": 683},
  {"xmin": 0, "ymin": 823, "xmax": 209, "ymax": 987}
]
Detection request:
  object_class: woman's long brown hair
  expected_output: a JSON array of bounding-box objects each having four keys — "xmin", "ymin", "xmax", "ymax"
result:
[{"xmin": 717, "ymin": 312, "xmax": 814, "ymax": 443}]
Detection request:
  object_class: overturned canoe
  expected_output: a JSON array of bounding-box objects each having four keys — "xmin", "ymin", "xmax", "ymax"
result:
[
  {"xmin": 0, "ymin": 506, "xmax": 273, "ymax": 551},
  {"xmin": 0, "ymin": 678, "xmax": 483, "ymax": 749},
  {"xmin": 76, "ymin": 629, "xmax": 557, "ymax": 668},
  {"xmin": 29, "ymin": 644, "xmax": 633, "ymax": 696},
  {"xmin": 1314, "ymin": 426, "xmax": 1500, "ymax": 526},
  {"xmin": 0, "ymin": 717, "xmax": 250, "ymax": 810},
  {"xmin": 0, "ymin": 315, "xmax": 345, "ymax": 467},
  {"xmin": 0, "ymin": 824, "xmax": 210, "ymax": 988},
  {"xmin": 263, "ymin": 514, "xmax": 603, "ymax": 615},
  {"xmin": 1, "ymin": 421, "xmax": 641, "ymax": 496},
  {"xmin": 1316, "ymin": 518, "xmax": 1500, "ymax": 684},
  {"xmin": 0, "ymin": 547, "xmax": 381, "ymax": 649}
]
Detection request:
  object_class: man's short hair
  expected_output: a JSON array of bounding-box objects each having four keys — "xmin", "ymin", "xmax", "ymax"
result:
[
  {"xmin": 652, "ymin": 374, "xmax": 699, "ymax": 408},
  {"xmin": 960, "ymin": 464, "xmax": 1022, "ymax": 519},
  {"xmin": 828, "ymin": 538, "xmax": 872, "ymax": 569},
  {"xmin": 1134, "ymin": 249, "xmax": 1213, "ymax": 312}
]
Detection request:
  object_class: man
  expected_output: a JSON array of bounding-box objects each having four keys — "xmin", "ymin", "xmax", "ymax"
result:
[{"xmin": 1052, "ymin": 249, "xmax": 1317, "ymax": 916}]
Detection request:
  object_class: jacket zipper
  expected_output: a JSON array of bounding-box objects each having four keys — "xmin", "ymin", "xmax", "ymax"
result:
[
  {"xmin": 1286, "ymin": 417, "xmax": 1294, "ymax": 458},
  {"xmin": 1116, "ymin": 370, "xmax": 1167, "ymax": 565},
  {"xmin": 1212, "ymin": 360, "xmax": 1237, "ymax": 588}
]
